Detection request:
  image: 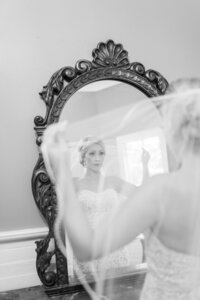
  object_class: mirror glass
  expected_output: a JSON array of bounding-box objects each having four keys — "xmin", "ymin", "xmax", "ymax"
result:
[{"xmin": 59, "ymin": 81, "xmax": 168, "ymax": 283}]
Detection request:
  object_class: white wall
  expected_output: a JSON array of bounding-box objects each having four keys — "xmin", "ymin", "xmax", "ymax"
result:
[{"xmin": 0, "ymin": 0, "xmax": 200, "ymax": 232}]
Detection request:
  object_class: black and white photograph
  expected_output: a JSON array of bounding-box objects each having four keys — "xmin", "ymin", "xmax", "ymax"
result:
[{"xmin": 1, "ymin": 1, "xmax": 200, "ymax": 299}]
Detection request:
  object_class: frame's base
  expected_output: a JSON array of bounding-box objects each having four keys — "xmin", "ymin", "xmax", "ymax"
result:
[{"xmin": 45, "ymin": 267, "xmax": 146, "ymax": 297}]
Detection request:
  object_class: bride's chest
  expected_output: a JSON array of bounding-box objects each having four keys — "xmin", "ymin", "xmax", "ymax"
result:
[{"xmin": 78, "ymin": 189, "xmax": 119, "ymax": 214}]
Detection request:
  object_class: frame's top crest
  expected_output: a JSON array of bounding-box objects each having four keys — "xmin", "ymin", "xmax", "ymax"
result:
[{"xmin": 35, "ymin": 40, "xmax": 168, "ymax": 132}]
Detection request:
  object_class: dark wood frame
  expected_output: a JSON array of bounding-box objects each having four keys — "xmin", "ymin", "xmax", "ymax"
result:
[{"xmin": 31, "ymin": 39, "xmax": 168, "ymax": 296}]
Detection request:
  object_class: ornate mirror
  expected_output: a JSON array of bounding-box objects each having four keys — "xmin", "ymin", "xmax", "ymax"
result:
[{"xmin": 32, "ymin": 40, "xmax": 168, "ymax": 296}]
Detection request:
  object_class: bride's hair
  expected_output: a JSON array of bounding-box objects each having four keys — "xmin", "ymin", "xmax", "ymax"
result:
[
  {"xmin": 162, "ymin": 78, "xmax": 200, "ymax": 154},
  {"xmin": 78, "ymin": 136, "xmax": 105, "ymax": 166}
]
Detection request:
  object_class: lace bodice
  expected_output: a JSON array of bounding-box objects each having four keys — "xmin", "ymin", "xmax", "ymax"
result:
[
  {"xmin": 78, "ymin": 188, "xmax": 124, "ymax": 229},
  {"xmin": 75, "ymin": 189, "xmax": 130, "ymax": 273},
  {"xmin": 140, "ymin": 232, "xmax": 200, "ymax": 300}
]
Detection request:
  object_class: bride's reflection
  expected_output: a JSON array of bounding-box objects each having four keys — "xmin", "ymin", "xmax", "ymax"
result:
[
  {"xmin": 58, "ymin": 81, "xmax": 167, "ymax": 283},
  {"xmin": 67, "ymin": 136, "xmax": 150, "ymax": 280}
]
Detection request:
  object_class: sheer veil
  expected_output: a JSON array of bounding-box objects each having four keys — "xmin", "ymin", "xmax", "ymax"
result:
[{"xmin": 41, "ymin": 78, "xmax": 200, "ymax": 300}]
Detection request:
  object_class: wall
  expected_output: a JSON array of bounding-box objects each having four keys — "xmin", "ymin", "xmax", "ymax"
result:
[{"xmin": 1, "ymin": 0, "xmax": 200, "ymax": 232}]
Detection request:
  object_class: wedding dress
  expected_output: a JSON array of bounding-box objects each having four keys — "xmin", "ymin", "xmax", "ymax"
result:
[
  {"xmin": 139, "ymin": 231, "xmax": 200, "ymax": 300},
  {"xmin": 74, "ymin": 188, "xmax": 141, "ymax": 275}
]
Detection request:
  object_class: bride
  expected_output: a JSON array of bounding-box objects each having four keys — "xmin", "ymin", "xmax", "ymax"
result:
[
  {"xmin": 70, "ymin": 136, "xmax": 149, "ymax": 275},
  {"xmin": 41, "ymin": 78, "xmax": 200, "ymax": 299}
]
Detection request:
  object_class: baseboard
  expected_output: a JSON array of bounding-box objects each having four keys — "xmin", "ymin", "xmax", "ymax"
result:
[
  {"xmin": 0, "ymin": 228, "xmax": 145, "ymax": 293},
  {"xmin": 0, "ymin": 227, "xmax": 48, "ymax": 292}
]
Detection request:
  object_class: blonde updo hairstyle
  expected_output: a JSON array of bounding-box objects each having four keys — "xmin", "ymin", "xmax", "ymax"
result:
[
  {"xmin": 78, "ymin": 136, "xmax": 106, "ymax": 167},
  {"xmin": 163, "ymin": 78, "xmax": 200, "ymax": 155}
]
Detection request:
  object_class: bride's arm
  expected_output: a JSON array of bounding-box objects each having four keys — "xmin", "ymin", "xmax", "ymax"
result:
[
  {"xmin": 113, "ymin": 148, "xmax": 151, "ymax": 197},
  {"xmin": 58, "ymin": 166, "xmax": 160, "ymax": 262},
  {"xmin": 94, "ymin": 177, "xmax": 160, "ymax": 255},
  {"xmin": 112, "ymin": 176, "xmax": 136, "ymax": 198}
]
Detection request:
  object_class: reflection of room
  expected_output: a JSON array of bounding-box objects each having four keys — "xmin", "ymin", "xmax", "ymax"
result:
[
  {"xmin": 62, "ymin": 82, "xmax": 169, "ymax": 284},
  {"xmin": 61, "ymin": 82, "xmax": 162, "ymax": 141},
  {"xmin": 61, "ymin": 81, "xmax": 141, "ymax": 124}
]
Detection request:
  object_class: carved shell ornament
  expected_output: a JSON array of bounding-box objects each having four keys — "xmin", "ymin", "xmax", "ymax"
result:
[{"xmin": 92, "ymin": 40, "xmax": 129, "ymax": 68}]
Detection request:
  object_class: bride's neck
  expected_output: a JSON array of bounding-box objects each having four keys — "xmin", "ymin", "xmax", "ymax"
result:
[{"xmin": 85, "ymin": 170, "xmax": 102, "ymax": 179}]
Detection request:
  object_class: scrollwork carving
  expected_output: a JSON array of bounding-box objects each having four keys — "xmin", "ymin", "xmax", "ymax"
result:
[
  {"xmin": 145, "ymin": 69, "xmax": 168, "ymax": 94},
  {"xmin": 35, "ymin": 67, "xmax": 77, "ymax": 127},
  {"xmin": 35, "ymin": 236, "xmax": 57, "ymax": 287},
  {"xmin": 75, "ymin": 59, "xmax": 93, "ymax": 74},
  {"xmin": 130, "ymin": 62, "xmax": 145, "ymax": 75},
  {"xmin": 55, "ymin": 245, "xmax": 69, "ymax": 285},
  {"xmin": 32, "ymin": 158, "xmax": 56, "ymax": 224}
]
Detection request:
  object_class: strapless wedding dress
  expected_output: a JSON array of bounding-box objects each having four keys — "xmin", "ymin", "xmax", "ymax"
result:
[
  {"xmin": 75, "ymin": 188, "xmax": 137, "ymax": 274},
  {"xmin": 140, "ymin": 231, "xmax": 200, "ymax": 300}
]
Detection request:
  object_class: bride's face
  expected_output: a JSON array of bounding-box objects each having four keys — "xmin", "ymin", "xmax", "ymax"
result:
[{"xmin": 84, "ymin": 143, "xmax": 105, "ymax": 172}]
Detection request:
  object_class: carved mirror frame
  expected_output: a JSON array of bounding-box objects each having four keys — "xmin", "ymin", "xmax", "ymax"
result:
[{"xmin": 32, "ymin": 39, "xmax": 168, "ymax": 296}]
